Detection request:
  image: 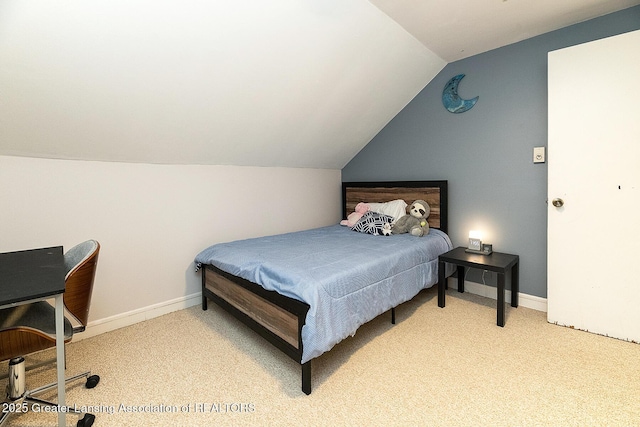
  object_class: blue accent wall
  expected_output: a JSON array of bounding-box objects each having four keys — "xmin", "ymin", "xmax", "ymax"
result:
[{"xmin": 342, "ymin": 6, "xmax": 640, "ymax": 298}]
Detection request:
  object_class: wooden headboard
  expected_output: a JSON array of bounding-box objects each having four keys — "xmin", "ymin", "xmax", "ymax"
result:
[{"xmin": 342, "ymin": 181, "xmax": 448, "ymax": 234}]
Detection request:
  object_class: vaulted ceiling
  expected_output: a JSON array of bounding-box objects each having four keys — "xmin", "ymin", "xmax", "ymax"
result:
[{"xmin": 1, "ymin": 0, "xmax": 637, "ymax": 169}]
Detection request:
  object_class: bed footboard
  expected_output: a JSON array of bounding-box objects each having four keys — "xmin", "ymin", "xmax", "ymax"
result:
[{"xmin": 201, "ymin": 265, "xmax": 312, "ymax": 394}]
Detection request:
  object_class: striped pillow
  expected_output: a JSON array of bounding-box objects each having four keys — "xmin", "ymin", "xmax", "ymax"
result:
[{"xmin": 351, "ymin": 211, "xmax": 394, "ymax": 236}]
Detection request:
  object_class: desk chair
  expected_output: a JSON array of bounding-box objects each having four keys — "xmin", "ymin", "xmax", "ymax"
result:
[{"xmin": 0, "ymin": 240, "xmax": 101, "ymax": 427}]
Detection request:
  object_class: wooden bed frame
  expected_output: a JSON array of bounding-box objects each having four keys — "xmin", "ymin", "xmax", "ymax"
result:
[{"xmin": 201, "ymin": 180, "xmax": 448, "ymax": 395}]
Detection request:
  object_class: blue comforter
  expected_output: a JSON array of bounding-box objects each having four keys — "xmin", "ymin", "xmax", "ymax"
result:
[{"xmin": 195, "ymin": 225, "xmax": 452, "ymax": 363}]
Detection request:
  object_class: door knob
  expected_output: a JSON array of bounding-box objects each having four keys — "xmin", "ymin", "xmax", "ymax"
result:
[{"xmin": 552, "ymin": 198, "xmax": 564, "ymax": 207}]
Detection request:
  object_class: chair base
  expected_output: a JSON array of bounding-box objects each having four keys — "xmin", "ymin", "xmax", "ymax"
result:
[{"xmin": 1, "ymin": 357, "xmax": 100, "ymax": 427}]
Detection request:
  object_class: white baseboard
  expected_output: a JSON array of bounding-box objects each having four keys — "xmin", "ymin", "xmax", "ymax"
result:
[
  {"xmin": 76, "ymin": 292, "xmax": 203, "ymax": 341},
  {"xmin": 76, "ymin": 280, "xmax": 546, "ymax": 342},
  {"xmin": 449, "ymin": 277, "xmax": 547, "ymax": 312}
]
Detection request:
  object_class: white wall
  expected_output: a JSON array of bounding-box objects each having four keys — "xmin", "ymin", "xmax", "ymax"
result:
[{"xmin": 0, "ymin": 155, "xmax": 341, "ymax": 336}]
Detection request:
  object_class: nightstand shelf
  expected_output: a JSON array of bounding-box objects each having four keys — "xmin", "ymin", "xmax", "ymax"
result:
[{"xmin": 438, "ymin": 246, "xmax": 519, "ymax": 326}]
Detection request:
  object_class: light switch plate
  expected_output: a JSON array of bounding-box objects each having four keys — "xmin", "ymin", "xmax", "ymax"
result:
[{"xmin": 533, "ymin": 146, "xmax": 545, "ymax": 163}]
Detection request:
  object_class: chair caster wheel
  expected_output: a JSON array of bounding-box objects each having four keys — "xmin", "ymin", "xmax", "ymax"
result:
[
  {"xmin": 77, "ymin": 413, "xmax": 95, "ymax": 427},
  {"xmin": 86, "ymin": 375, "xmax": 100, "ymax": 389}
]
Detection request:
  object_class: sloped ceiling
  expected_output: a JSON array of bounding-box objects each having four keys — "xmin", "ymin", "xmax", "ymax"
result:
[
  {"xmin": 370, "ymin": 0, "xmax": 640, "ymax": 62},
  {"xmin": 0, "ymin": 1, "xmax": 445, "ymax": 169},
  {"xmin": 1, "ymin": 0, "xmax": 637, "ymax": 169}
]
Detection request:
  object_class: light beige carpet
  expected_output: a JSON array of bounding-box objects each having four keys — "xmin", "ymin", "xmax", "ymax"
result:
[{"xmin": 1, "ymin": 287, "xmax": 639, "ymax": 426}]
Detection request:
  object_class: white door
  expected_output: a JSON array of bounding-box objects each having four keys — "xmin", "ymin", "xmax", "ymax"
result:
[{"xmin": 547, "ymin": 30, "xmax": 640, "ymax": 342}]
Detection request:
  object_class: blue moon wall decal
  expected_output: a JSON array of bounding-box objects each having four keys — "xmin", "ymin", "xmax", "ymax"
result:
[{"xmin": 442, "ymin": 74, "xmax": 479, "ymax": 113}]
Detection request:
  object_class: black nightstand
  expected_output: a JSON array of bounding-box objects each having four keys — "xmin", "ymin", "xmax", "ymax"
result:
[{"xmin": 438, "ymin": 247, "xmax": 519, "ymax": 327}]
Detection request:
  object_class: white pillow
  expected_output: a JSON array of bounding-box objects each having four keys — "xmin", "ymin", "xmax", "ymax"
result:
[{"xmin": 368, "ymin": 199, "xmax": 407, "ymax": 221}]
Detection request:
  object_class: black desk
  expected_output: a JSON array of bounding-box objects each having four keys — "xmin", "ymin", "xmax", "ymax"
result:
[
  {"xmin": 438, "ymin": 247, "xmax": 519, "ymax": 327},
  {"xmin": 0, "ymin": 246, "xmax": 68, "ymax": 426}
]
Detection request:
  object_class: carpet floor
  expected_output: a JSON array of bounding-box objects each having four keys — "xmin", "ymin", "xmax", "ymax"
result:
[{"xmin": 1, "ymin": 287, "xmax": 639, "ymax": 426}]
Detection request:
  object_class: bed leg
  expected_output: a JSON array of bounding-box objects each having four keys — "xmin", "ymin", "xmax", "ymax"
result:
[
  {"xmin": 302, "ymin": 362, "xmax": 311, "ymax": 395},
  {"xmin": 201, "ymin": 269, "xmax": 208, "ymax": 311},
  {"xmin": 391, "ymin": 307, "xmax": 396, "ymax": 324}
]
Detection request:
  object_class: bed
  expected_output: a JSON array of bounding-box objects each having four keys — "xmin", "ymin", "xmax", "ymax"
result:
[{"xmin": 195, "ymin": 180, "xmax": 452, "ymax": 394}]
